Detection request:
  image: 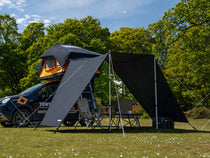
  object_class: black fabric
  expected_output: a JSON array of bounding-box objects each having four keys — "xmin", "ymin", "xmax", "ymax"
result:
[
  {"xmin": 39, "ymin": 45, "xmax": 101, "ymax": 67},
  {"xmin": 40, "ymin": 54, "xmax": 107, "ymax": 127},
  {"xmin": 35, "ymin": 59, "xmax": 43, "ymax": 75},
  {"xmin": 111, "ymin": 52, "xmax": 188, "ymax": 122}
]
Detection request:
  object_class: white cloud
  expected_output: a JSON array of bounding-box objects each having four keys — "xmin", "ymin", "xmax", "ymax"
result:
[
  {"xmin": 31, "ymin": 15, "xmax": 41, "ymax": 21},
  {"xmin": 43, "ymin": 19, "xmax": 51, "ymax": 27},
  {"xmin": 24, "ymin": 14, "xmax": 30, "ymax": 20},
  {"xmin": 14, "ymin": 0, "xmax": 26, "ymax": 9},
  {"xmin": 16, "ymin": 13, "xmax": 54, "ymax": 31},
  {"xmin": 0, "ymin": 0, "xmax": 12, "ymax": 4},
  {"xmin": 0, "ymin": 0, "xmax": 11, "ymax": 8},
  {"xmin": 29, "ymin": 20, "xmax": 39, "ymax": 23},
  {"xmin": 122, "ymin": 10, "xmax": 127, "ymax": 14},
  {"xmin": 44, "ymin": 19, "xmax": 51, "ymax": 24},
  {"xmin": 16, "ymin": 17, "xmax": 25, "ymax": 24},
  {"xmin": 31, "ymin": 15, "xmax": 42, "ymax": 18},
  {"xmin": 11, "ymin": 13, "xmax": 16, "ymax": 17},
  {"xmin": 16, "ymin": 14, "xmax": 30, "ymax": 25},
  {"xmin": 16, "ymin": 0, "xmax": 25, "ymax": 6},
  {"xmin": 0, "ymin": 0, "xmax": 26, "ymax": 12}
]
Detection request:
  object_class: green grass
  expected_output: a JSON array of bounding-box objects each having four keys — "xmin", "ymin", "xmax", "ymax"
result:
[{"xmin": 0, "ymin": 119, "xmax": 209, "ymax": 158}]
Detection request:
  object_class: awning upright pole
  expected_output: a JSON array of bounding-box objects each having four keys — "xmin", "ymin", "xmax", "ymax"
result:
[
  {"xmin": 154, "ymin": 54, "xmax": 158, "ymax": 129},
  {"xmin": 109, "ymin": 50, "xmax": 112, "ymax": 132}
]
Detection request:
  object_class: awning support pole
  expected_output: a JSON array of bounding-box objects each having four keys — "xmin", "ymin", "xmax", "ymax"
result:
[
  {"xmin": 110, "ymin": 55, "xmax": 125, "ymax": 137},
  {"xmin": 154, "ymin": 54, "xmax": 158, "ymax": 129},
  {"xmin": 109, "ymin": 50, "xmax": 112, "ymax": 132}
]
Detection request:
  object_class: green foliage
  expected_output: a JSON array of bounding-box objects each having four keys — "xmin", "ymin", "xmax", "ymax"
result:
[
  {"xmin": 19, "ymin": 60, "xmax": 40, "ymax": 90},
  {"xmin": 187, "ymin": 107, "xmax": 210, "ymax": 119},
  {"xmin": 45, "ymin": 16, "xmax": 111, "ymax": 54},
  {"xmin": 148, "ymin": 20, "xmax": 169, "ymax": 66},
  {"xmin": 110, "ymin": 27, "xmax": 154, "ymax": 54},
  {"xmin": 0, "ymin": 14, "xmax": 26, "ymax": 97},
  {"xmin": 19, "ymin": 22, "xmax": 45, "ymax": 51},
  {"xmin": 164, "ymin": 34, "xmax": 209, "ymax": 109},
  {"xmin": 0, "ymin": 14, "xmax": 19, "ymax": 44},
  {"xmin": 0, "ymin": 42, "xmax": 27, "ymax": 96},
  {"xmin": 149, "ymin": 0, "xmax": 210, "ymax": 110},
  {"xmin": 94, "ymin": 63, "xmax": 110, "ymax": 106}
]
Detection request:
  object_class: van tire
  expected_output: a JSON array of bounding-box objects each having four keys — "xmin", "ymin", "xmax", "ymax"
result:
[
  {"xmin": 1, "ymin": 122, "xmax": 14, "ymax": 127},
  {"xmin": 12, "ymin": 109, "xmax": 31, "ymax": 127}
]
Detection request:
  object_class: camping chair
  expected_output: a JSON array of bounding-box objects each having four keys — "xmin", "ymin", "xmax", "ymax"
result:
[
  {"xmin": 117, "ymin": 99, "xmax": 141, "ymax": 128},
  {"xmin": 75, "ymin": 98, "xmax": 104, "ymax": 129}
]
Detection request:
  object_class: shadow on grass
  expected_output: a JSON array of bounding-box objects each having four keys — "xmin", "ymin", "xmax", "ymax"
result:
[{"xmin": 45, "ymin": 126, "xmax": 210, "ymax": 134}]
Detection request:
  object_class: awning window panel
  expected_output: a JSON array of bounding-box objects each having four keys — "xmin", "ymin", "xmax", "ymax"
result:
[{"xmin": 45, "ymin": 56, "xmax": 56, "ymax": 69}]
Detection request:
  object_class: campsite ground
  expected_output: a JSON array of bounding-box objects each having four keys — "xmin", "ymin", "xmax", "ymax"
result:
[{"xmin": 0, "ymin": 119, "xmax": 209, "ymax": 158}]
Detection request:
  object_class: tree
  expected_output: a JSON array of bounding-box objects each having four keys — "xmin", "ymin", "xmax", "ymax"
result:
[
  {"xmin": 0, "ymin": 14, "xmax": 19, "ymax": 44},
  {"xmin": 148, "ymin": 20, "xmax": 169, "ymax": 67},
  {"xmin": 150, "ymin": 0, "xmax": 210, "ymax": 109},
  {"xmin": 164, "ymin": 26, "xmax": 209, "ymax": 110},
  {"xmin": 19, "ymin": 39, "xmax": 48, "ymax": 90},
  {"xmin": 45, "ymin": 16, "xmax": 111, "ymax": 53},
  {"xmin": 0, "ymin": 14, "xmax": 26, "ymax": 97},
  {"xmin": 0, "ymin": 43, "xmax": 27, "ymax": 95},
  {"xmin": 110, "ymin": 27, "xmax": 154, "ymax": 54},
  {"xmin": 19, "ymin": 22, "xmax": 45, "ymax": 51}
]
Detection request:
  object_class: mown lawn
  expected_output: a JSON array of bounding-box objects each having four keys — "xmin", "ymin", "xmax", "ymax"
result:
[{"xmin": 0, "ymin": 119, "xmax": 209, "ymax": 158}]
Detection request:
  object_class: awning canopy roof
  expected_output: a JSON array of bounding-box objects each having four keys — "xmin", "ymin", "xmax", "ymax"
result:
[{"xmin": 39, "ymin": 44, "xmax": 100, "ymax": 67}]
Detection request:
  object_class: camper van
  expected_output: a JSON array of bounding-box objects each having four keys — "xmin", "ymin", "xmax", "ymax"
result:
[{"xmin": 0, "ymin": 80, "xmax": 97, "ymax": 127}]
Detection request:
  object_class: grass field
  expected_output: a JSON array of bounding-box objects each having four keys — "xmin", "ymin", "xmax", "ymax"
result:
[{"xmin": 0, "ymin": 118, "xmax": 209, "ymax": 158}]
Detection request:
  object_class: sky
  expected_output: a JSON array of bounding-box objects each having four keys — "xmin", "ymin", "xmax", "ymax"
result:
[{"xmin": 0, "ymin": 0, "xmax": 180, "ymax": 33}]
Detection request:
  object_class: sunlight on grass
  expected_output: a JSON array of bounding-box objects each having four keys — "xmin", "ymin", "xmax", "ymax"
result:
[{"xmin": 0, "ymin": 119, "xmax": 209, "ymax": 158}]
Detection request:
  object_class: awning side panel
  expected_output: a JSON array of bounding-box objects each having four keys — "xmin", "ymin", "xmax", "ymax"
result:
[
  {"xmin": 111, "ymin": 52, "xmax": 188, "ymax": 122},
  {"xmin": 40, "ymin": 54, "xmax": 107, "ymax": 127},
  {"xmin": 35, "ymin": 59, "xmax": 43, "ymax": 75}
]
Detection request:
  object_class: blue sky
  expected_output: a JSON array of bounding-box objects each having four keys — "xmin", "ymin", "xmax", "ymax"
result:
[{"xmin": 0, "ymin": 0, "xmax": 180, "ymax": 33}]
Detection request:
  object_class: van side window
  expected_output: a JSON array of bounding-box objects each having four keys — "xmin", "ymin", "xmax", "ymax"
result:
[{"xmin": 40, "ymin": 83, "xmax": 59, "ymax": 99}]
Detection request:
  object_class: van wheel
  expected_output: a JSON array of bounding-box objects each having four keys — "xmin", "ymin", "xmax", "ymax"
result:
[
  {"xmin": 1, "ymin": 122, "xmax": 14, "ymax": 127},
  {"xmin": 13, "ymin": 109, "xmax": 31, "ymax": 127},
  {"xmin": 63, "ymin": 120, "xmax": 77, "ymax": 126}
]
